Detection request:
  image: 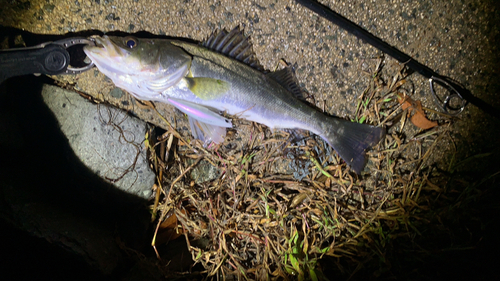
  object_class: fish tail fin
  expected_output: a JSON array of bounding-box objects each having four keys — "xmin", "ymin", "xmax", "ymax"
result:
[{"xmin": 320, "ymin": 118, "xmax": 385, "ymax": 174}]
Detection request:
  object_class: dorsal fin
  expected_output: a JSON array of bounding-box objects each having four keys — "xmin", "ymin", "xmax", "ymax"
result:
[
  {"xmin": 266, "ymin": 66, "xmax": 304, "ymax": 99},
  {"xmin": 202, "ymin": 26, "xmax": 263, "ymax": 70}
]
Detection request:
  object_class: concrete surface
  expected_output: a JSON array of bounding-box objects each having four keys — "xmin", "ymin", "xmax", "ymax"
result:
[{"xmin": 1, "ymin": 0, "xmax": 497, "ymax": 169}]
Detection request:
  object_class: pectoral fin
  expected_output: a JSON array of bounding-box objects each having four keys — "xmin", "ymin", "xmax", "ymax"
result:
[
  {"xmin": 183, "ymin": 77, "xmax": 230, "ymax": 100},
  {"xmin": 166, "ymin": 97, "xmax": 231, "ymax": 145}
]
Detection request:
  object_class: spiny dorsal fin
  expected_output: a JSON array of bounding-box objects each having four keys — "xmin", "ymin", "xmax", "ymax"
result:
[
  {"xmin": 266, "ymin": 66, "xmax": 304, "ymax": 99},
  {"xmin": 202, "ymin": 26, "xmax": 263, "ymax": 70}
]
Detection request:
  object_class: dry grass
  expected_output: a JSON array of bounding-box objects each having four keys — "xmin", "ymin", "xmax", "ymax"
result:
[{"xmin": 146, "ymin": 57, "xmax": 458, "ymax": 280}]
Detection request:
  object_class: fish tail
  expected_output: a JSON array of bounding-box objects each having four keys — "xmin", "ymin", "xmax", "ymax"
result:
[{"xmin": 320, "ymin": 118, "xmax": 385, "ymax": 174}]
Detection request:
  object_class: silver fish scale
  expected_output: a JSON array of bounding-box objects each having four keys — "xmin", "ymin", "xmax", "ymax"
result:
[{"xmin": 167, "ymin": 41, "xmax": 322, "ymax": 134}]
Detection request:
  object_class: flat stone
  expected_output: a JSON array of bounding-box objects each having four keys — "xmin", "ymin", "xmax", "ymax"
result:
[
  {"xmin": 41, "ymin": 84, "xmax": 154, "ymax": 199},
  {"xmin": 189, "ymin": 159, "xmax": 220, "ymax": 184}
]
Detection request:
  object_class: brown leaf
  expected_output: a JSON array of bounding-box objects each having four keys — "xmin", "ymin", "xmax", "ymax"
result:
[
  {"xmin": 155, "ymin": 212, "xmax": 184, "ymax": 245},
  {"xmin": 159, "ymin": 212, "xmax": 179, "ymax": 229},
  {"xmin": 410, "ymin": 104, "xmax": 439, "ymax": 129},
  {"xmin": 397, "ymin": 93, "xmax": 438, "ymax": 129}
]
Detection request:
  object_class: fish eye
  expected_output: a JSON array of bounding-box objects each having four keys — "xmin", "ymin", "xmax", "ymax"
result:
[{"xmin": 125, "ymin": 37, "xmax": 138, "ymax": 48}]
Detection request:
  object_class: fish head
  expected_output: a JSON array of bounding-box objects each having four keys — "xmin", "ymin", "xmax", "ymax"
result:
[
  {"xmin": 84, "ymin": 35, "xmax": 191, "ymax": 100},
  {"xmin": 84, "ymin": 36, "xmax": 159, "ymax": 79}
]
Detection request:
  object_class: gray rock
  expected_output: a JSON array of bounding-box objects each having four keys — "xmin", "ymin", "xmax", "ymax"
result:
[
  {"xmin": 109, "ymin": 87, "xmax": 124, "ymax": 98},
  {"xmin": 189, "ymin": 159, "xmax": 220, "ymax": 184},
  {"xmin": 41, "ymin": 85, "xmax": 154, "ymax": 199}
]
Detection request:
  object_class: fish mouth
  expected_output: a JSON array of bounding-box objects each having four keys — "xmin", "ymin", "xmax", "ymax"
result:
[
  {"xmin": 84, "ymin": 36, "xmax": 123, "ymax": 59},
  {"xmin": 84, "ymin": 36, "xmax": 130, "ymax": 76},
  {"xmin": 93, "ymin": 37, "xmax": 106, "ymax": 48}
]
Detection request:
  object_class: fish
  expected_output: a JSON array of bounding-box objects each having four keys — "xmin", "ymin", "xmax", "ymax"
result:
[{"xmin": 84, "ymin": 27, "xmax": 384, "ymax": 173}]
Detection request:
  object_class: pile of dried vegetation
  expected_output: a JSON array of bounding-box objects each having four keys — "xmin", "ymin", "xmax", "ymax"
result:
[{"xmin": 143, "ymin": 57, "xmax": 480, "ymax": 280}]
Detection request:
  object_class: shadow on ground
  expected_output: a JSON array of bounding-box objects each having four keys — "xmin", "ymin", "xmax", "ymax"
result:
[{"xmin": 0, "ymin": 75, "xmax": 153, "ymax": 280}]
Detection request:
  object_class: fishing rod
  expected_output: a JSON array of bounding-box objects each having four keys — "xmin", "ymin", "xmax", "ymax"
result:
[{"xmin": 295, "ymin": 0, "xmax": 499, "ymax": 120}]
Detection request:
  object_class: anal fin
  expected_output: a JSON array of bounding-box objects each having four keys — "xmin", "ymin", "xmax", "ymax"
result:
[{"xmin": 283, "ymin": 129, "xmax": 308, "ymax": 143}]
